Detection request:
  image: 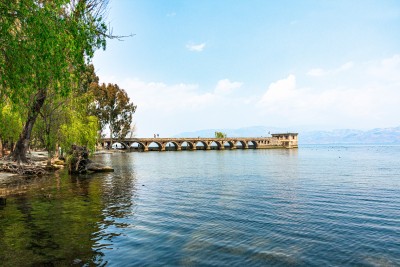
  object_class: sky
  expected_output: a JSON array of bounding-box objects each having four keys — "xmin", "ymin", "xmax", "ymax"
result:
[{"xmin": 93, "ymin": 0, "xmax": 400, "ymax": 137}]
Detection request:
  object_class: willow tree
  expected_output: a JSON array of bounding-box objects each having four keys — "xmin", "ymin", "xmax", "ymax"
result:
[
  {"xmin": 0, "ymin": 0, "xmax": 109, "ymax": 162},
  {"xmin": 32, "ymin": 64, "xmax": 100, "ymax": 163}
]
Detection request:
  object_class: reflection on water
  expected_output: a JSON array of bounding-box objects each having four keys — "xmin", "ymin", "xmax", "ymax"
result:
[
  {"xmin": 0, "ymin": 168, "xmax": 137, "ymax": 266},
  {"xmin": 0, "ymin": 146, "xmax": 400, "ymax": 266}
]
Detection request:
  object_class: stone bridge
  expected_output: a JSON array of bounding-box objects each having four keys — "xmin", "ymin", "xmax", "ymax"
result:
[{"xmin": 100, "ymin": 133, "xmax": 298, "ymax": 152}]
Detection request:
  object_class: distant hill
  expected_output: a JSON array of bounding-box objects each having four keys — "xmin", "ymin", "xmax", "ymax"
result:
[
  {"xmin": 300, "ymin": 127, "xmax": 400, "ymax": 144},
  {"xmin": 174, "ymin": 126, "xmax": 400, "ymax": 144}
]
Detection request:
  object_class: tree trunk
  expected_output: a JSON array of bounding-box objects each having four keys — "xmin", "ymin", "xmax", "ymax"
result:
[
  {"xmin": 46, "ymin": 130, "xmax": 52, "ymax": 166},
  {"xmin": 55, "ymin": 143, "xmax": 59, "ymax": 158},
  {"xmin": 11, "ymin": 89, "xmax": 47, "ymax": 162},
  {"xmin": 109, "ymin": 125, "xmax": 113, "ymax": 149},
  {"xmin": 0, "ymin": 138, "xmax": 3, "ymax": 158}
]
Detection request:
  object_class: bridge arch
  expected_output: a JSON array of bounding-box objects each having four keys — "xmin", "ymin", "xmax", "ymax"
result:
[
  {"xmin": 148, "ymin": 141, "xmax": 163, "ymax": 151},
  {"xmin": 195, "ymin": 141, "xmax": 208, "ymax": 150},
  {"xmin": 247, "ymin": 141, "xmax": 258, "ymax": 149},
  {"xmin": 111, "ymin": 142, "xmax": 129, "ymax": 149},
  {"xmin": 130, "ymin": 141, "xmax": 146, "ymax": 151},
  {"xmin": 235, "ymin": 140, "xmax": 247, "ymax": 149},
  {"xmin": 223, "ymin": 141, "xmax": 234, "ymax": 149},
  {"xmin": 181, "ymin": 141, "xmax": 195, "ymax": 150},
  {"xmin": 165, "ymin": 141, "xmax": 180, "ymax": 151},
  {"xmin": 209, "ymin": 141, "xmax": 222, "ymax": 150}
]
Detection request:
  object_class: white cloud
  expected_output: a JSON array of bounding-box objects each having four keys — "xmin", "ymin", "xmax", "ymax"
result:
[
  {"xmin": 106, "ymin": 54, "xmax": 400, "ymax": 136},
  {"xmin": 368, "ymin": 54, "xmax": 400, "ymax": 82},
  {"xmin": 186, "ymin": 42, "xmax": 206, "ymax": 52},
  {"xmin": 119, "ymin": 78, "xmax": 254, "ymax": 136},
  {"xmin": 307, "ymin": 61, "xmax": 354, "ymax": 77},
  {"xmin": 306, "ymin": 68, "xmax": 326, "ymax": 77},
  {"xmin": 122, "ymin": 79, "xmax": 213, "ymax": 112},
  {"xmin": 167, "ymin": 12, "xmax": 176, "ymax": 17},
  {"xmin": 257, "ymin": 68, "xmax": 400, "ymax": 129},
  {"xmin": 339, "ymin": 61, "xmax": 354, "ymax": 71},
  {"xmin": 259, "ymin": 74, "xmax": 296, "ymax": 105},
  {"xmin": 214, "ymin": 79, "xmax": 243, "ymax": 94}
]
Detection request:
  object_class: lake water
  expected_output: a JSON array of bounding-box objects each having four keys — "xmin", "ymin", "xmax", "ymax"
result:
[{"xmin": 0, "ymin": 145, "xmax": 399, "ymax": 266}]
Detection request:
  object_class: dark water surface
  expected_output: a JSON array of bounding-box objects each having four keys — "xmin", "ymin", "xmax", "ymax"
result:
[{"xmin": 1, "ymin": 145, "xmax": 399, "ymax": 266}]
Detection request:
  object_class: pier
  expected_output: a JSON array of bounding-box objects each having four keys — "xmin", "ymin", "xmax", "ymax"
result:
[{"xmin": 100, "ymin": 133, "xmax": 298, "ymax": 151}]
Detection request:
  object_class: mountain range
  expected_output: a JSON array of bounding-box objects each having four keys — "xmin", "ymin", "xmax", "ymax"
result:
[{"xmin": 174, "ymin": 126, "xmax": 400, "ymax": 144}]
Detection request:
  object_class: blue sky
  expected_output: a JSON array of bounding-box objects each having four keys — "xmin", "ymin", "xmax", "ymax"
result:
[{"xmin": 93, "ymin": 0, "xmax": 400, "ymax": 137}]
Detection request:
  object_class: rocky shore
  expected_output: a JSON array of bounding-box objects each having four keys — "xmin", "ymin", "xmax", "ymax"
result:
[{"xmin": 0, "ymin": 148, "xmax": 114, "ymax": 185}]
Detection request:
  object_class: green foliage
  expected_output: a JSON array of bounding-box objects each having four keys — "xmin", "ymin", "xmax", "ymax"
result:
[
  {"xmin": 30, "ymin": 65, "xmax": 102, "ymax": 157},
  {"xmin": 90, "ymin": 83, "xmax": 136, "ymax": 141},
  {"xmin": 59, "ymin": 112, "xmax": 99, "ymax": 153},
  {"xmin": 1, "ymin": 0, "xmax": 106, "ymax": 102},
  {"xmin": 0, "ymin": 104, "xmax": 22, "ymax": 143},
  {"xmin": 32, "ymin": 90, "xmax": 65, "ymax": 156},
  {"xmin": 215, "ymin": 131, "xmax": 227, "ymax": 138},
  {"xmin": 0, "ymin": 0, "xmax": 110, "ymax": 161},
  {"xmin": 0, "ymin": 1, "xmax": 135, "ymax": 161}
]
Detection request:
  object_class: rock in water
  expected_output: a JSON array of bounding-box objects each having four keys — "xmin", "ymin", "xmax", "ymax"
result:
[{"xmin": 86, "ymin": 162, "xmax": 114, "ymax": 172}]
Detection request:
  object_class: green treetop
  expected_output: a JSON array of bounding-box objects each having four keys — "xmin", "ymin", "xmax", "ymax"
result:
[{"xmin": 215, "ymin": 131, "xmax": 227, "ymax": 138}]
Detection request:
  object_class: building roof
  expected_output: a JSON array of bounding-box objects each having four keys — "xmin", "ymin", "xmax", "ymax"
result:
[{"xmin": 271, "ymin": 133, "xmax": 298, "ymax": 136}]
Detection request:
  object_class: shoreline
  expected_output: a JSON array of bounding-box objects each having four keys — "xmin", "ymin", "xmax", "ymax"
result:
[{"xmin": 0, "ymin": 151, "xmax": 64, "ymax": 182}]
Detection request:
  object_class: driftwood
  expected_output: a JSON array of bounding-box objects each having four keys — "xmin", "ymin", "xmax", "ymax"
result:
[
  {"xmin": 0, "ymin": 162, "xmax": 47, "ymax": 176},
  {"xmin": 68, "ymin": 145, "xmax": 91, "ymax": 174},
  {"xmin": 67, "ymin": 145, "xmax": 114, "ymax": 174}
]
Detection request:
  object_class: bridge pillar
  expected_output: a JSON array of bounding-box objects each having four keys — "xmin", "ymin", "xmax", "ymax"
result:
[
  {"xmin": 105, "ymin": 141, "xmax": 111, "ymax": 149},
  {"xmin": 223, "ymin": 141, "xmax": 234, "ymax": 149},
  {"xmin": 205, "ymin": 142, "xmax": 211, "ymax": 150},
  {"xmin": 161, "ymin": 143, "xmax": 166, "ymax": 151},
  {"xmin": 237, "ymin": 141, "xmax": 247, "ymax": 149},
  {"xmin": 143, "ymin": 143, "xmax": 149, "ymax": 152},
  {"xmin": 213, "ymin": 141, "xmax": 222, "ymax": 150},
  {"xmin": 176, "ymin": 143, "xmax": 182, "ymax": 151},
  {"xmin": 185, "ymin": 141, "xmax": 194, "ymax": 150}
]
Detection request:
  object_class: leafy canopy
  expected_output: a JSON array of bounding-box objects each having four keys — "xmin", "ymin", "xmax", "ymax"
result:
[
  {"xmin": 0, "ymin": 0, "xmax": 107, "ymax": 104},
  {"xmin": 215, "ymin": 131, "xmax": 227, "ymax": 138},
  {"xmin": 90, "ymin": 83, "xmax": 136, "ymax": 140}
]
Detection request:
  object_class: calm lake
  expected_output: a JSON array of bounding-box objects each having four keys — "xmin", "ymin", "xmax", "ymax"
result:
[{"xmin": 0, "ymin": 145, "xmax": 399, "ymax": 266}]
